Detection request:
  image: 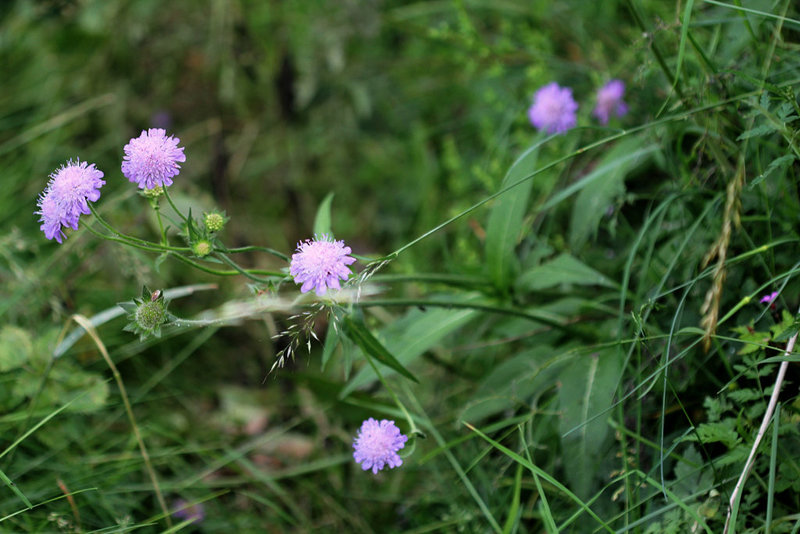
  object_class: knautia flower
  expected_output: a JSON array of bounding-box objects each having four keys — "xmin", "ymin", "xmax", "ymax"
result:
[
  {"xmin": 353, "ymin": 418, "xmax": 408, "ymax": 474},
  {"xmin": 528, "ymin": 82, "xmax": 578, "ymax": 134},
  {"xmin": 760, "ymin": 291, "xmax": 779, "ymax": 305},
  {"xmin": 35, "ymin": 159, "xmax": 105, "ymax": 243},
  {"xmin": 593, "ymin": 79, "xmax": 628, "ymax": 125},
  {"xmin": 122, "ymin": 128, "xmax": 186, "ymax": 189},
  {"xmin": 290, "ymin": 235, "xmax": 356, "ymax": 296},
  {"xmin": 172, "ymin": 499, "xmax": 204, "ymax": 524}
]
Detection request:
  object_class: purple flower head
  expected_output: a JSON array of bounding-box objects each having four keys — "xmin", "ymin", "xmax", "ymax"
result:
[
  {"xmin": 122, "ymin": 128, "xmax": 186, "ymax": 189},
  {"xmin": 528, "ymin": 82, "xmax": 578, "ymax": 135},
  {"xmin": 353, "ymin": 418, "xmax": 408, "ymax": 474},
  {"xmin": 593, "ymin": 79, "xmax": 628, "ymax": 125},
  {"xmin": 290, "ymin": 235, "xmax": 356, "ymax": 296},
  {"xmin": 760, "ymin": 291, "xmax": 779, "ymax": 305},
  {"xmin": 172, "ymin": 499, "xmax": 205, "ymax": 524},
  {"xmin": 35, "ymin": 160, "xmax": 105, "ymax": 243}
]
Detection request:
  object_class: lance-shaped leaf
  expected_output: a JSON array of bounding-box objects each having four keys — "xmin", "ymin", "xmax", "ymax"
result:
[{"xmin": 342, "ymin": 315, "xmax": 419, "ymax": 383}]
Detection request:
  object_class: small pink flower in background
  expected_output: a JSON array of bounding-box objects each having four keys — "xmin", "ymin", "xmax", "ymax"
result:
[
  {"xmin": 593, "ymin": 79, "xmax": 628, "ymax": 125},
  {"xmin": 36, "ymin": 159, "xmax": 105, "ymax": 243},
  {"xmin": 122, "ymin": 128, "xmax": 186, "ymax": 189},
  {"xmin": 290, "ymin": 235, "xmax": 356, "ymax": 296},
  {"xmin": 172, "ymin": 499, "xmax": 205, "ymax": 524},
  {"xmin": 760, "ymin": 291, "xmax": 779, "ymax": 305},
  {"xmin": 353, "ymin": 418, "xmax": 408, "ymax": 474},
  {"xmin": 528, "ymin": 82, "xmax": 578, "ymax": 135}
]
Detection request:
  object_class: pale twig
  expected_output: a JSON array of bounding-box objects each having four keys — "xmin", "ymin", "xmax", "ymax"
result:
[
  {"xmin": 722, "ymin": 325, "xmax": 797, "ymax": 534},
  {"xmin": 71, "ymin": 315, "xmax": 172, "ymax": 528}
]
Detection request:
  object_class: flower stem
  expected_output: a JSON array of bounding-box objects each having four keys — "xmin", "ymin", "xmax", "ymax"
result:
[
  {"xmin": 87, "ymin": 204, "xmax": 190, "ymax": 252},
  {"xmin": 70, "ymin": 315, "xmax": 172, "ymax": 528},
  {"xmin": 161, "ymin": 186, "xmax": 189, "ymax": 224}
]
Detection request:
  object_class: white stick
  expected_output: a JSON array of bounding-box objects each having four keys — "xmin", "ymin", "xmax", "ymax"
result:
[{"xmin": 722, "ymin": 331, "xmax": 797, "ymax": 534}]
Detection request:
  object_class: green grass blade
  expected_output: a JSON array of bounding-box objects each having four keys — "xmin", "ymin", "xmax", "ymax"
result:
[
  {"xmin": 342, "ymin": 315, "xmax": 419, "ymax": 383},
  {"xmin": 313, "ymin": 192, "xmax": 335, "ymax": 237},
  {"xmin": 464, "ymin": 422, "xmax": 614, "ymax": 533}
]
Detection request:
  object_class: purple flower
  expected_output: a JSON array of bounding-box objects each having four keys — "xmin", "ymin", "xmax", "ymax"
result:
[
  {"xmin": 35, "ymin": 160, "xmax": 105, "ymax": 243},
  {"xmin": 353, "ymin": 418, "xmax": 408, "ymax": 474},
  {"xmin": 122, "ymin": 128, "xmax": 186, "ymax": 189},
  {"xmin": 760, "ymin": 291, "xmax": 778, "ymax": 305},
  {"xmin": 172, "ymin": 499, "xmax": 204, "ymax": 524},
  {"xmin": 290, "ymin": 235, "xmax": 356, "ymax": 296},
  {"xmin": 528, "ymin": 82, "xmax": 578, "ymax": 134},
  {"xmin": 593, "ymin": 79, "xmax": 628, "ymax": 125}
]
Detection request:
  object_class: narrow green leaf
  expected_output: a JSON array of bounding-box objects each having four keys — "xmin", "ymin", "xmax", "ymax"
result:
[
  {"xmin": 558, "ymin": 348, "xmax": 624, "ymax": 498},
  {"xmin": 0, "ymin": 467, "xmax": 32, "ymax": 509},
  {"xmin": 341, "ymin": 316, "xmax": 418, "ymax": 383},
  {"xmin": 321, "ymin": 320, "xmax": 340, "ymax": 371},
  {"xmin": 313, "ymin": 192, "xmax": 335, "ymax": 237},
  {"xmin": 517, "ymin": 253, "xmax": 618, "ymax": 292},
  {"xmin": 502, "ymin": 463, "xmax": 523, "ymax": 534},
  {"xmin": 461, "ymin": 346, "xmax": 564, "ymax": 423},
  {"xmin": 485, "ymin": 142, "xmax": 539, "ymax": 291},
  {"xmin": 569, "ymin": 138, "xmax": 651, "ymax": 249},
  {"xmin": 340, "ymin": 305, "xmax": 476, "ymax": 398},
  {"xmin": 673, "ymin": 0, "xmax": 695, "ymax": 95},
  {"xmin": 463, "ymin": 422, "xmax": 614, "ymax": 533}
]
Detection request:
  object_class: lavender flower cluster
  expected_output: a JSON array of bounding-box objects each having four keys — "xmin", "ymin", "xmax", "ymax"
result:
[
  {"xmin": 528, "ymin": 79, "xmax": 628, "ymax": 135},
  {"xmin": 35, "ymin": 129, "xmax": 185, "ymax": 243}
]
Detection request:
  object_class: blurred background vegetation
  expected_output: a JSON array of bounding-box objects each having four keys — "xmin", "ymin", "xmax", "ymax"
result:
[{"xmin": 2, "ymin": 0, "xmax": 800, "ymax": 532}]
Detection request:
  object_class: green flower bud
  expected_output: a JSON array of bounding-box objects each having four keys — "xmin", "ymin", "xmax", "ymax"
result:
[
  {"xmin": 142, "ymin": 186, "xmax": 164, "ymax": 199},
  {"xmin": 135, "ymin": 300, "xmax": 166, "ymax": 333},
  {"xmin": 121, "ymin": 288, "xmax": 169, "ymax": 340},
  {"xmin": 203, "ymin": 211, "xmax": 227, "ymax": 233},
  {"xmin": 192, "ymin": 240, "xmax": 212, "ymax": 258}
]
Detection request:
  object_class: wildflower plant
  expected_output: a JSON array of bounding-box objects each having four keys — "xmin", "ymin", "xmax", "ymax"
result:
[
  {"xmin": 527, "ymin": 82, "xmax": 578, "ymax": 134},
  {"xmin": 18, "ymin": 1, "xmax": 800, "ymax": 532},
  {"xmin": 593, "ymin": 79, "xmax": 628, "ymax": 125},
  {"xmin": 36, "ymin": 160, "xmax": 105, "ymax": 243},
  {"xmin": 122, "ymin": 128, "xmax": 186, "ymax": 189},
  {"xmin": 119, "ymin": 287, "xmax": 172, "ymax": 340},
  {"xmin": 289, "ymin": 235, "xmax": 356, "ymax": 296},
  {"xmin": 352, "ymin": 418, "xmax": 408, "ymax": 474}
]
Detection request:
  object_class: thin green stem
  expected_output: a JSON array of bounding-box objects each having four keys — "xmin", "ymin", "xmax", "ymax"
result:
[
  {"xmin": 83, "ymin": 223, "xmax": 172, "ymax": 254},
  {"xmin": 167, "ymin": 251, "xmax": 286, "ymax": 279},
  {"xmin": 152, "ymin": 198, "xmax": 167, "ymax": 247},
  {"xmin": 360, "ymin": 345, "xmax": 420, "ymax": 437},
  {"xmin": 87, "ymin": 204, "xmax": 190, "ymax": 252},
  {"xmin": 213, "ymin": 252, "xmax": 281, "ymax": 283},
  {"xmin": 161, "ymin": 186, "xmax": 189, "ymax": 224},
  {"xmin": 223, "ymin": 245, "xmax": 290, "ymax": 262},
  {"xmin": 624, "ymin": 0, "xmax": 687, "ymax": 103}
]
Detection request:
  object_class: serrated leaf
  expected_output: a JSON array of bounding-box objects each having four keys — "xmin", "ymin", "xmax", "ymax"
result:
[
  {"xmin": 737, "ymin": 123, "xmax": 777, "ymax": 140},
  {"xmin": 750, "ymin": 154, "xmax": 796, "ymax": 187},
  {"xmin": 558, "ymin": 348, "xmax": 624, "ymax": 498},
  {"xmin": 313, "ymin": 192, "xmax": 335, "ymax": 238},
  {"xmin": 485, "ymin": 143, "xmax": 539, "ymax": 292},
  {"xmin": 686, "ymin": 420, "xmax": 741, "ymax": 449},
  {"xmin": 341, "ymin": 316, "xmax": 418, "ymax": 384},
  {"xmin": 517, "ymin": 253, "xmax": 618, "ymax": 291}
]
